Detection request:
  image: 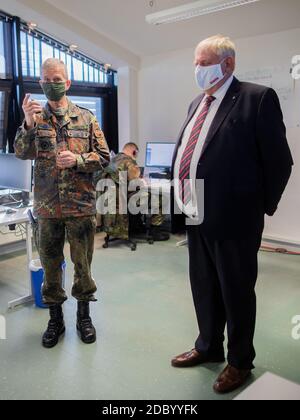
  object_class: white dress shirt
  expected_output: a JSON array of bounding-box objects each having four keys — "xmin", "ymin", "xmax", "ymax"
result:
[{"xmin": 174, "ymin": 75, "xmax": 234, "ymax": 218}]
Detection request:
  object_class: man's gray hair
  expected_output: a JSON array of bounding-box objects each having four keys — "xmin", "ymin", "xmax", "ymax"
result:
[
  {"xmin": 41, "ymin": 58, "xmax": 69, "ymax": 79},
  {"xmin": 196, "ymin": 35, "xmax": 236, "ymax": 59}
]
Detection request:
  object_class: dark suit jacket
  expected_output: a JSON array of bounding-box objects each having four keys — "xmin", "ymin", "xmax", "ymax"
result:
[{"xmin": 171, "ymin": 77, "xmax": 294, "ymax": 239}]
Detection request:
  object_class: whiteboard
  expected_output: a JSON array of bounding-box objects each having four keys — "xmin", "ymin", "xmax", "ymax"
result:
[{"xmin": 237, "ymin": 65, "xmax": 300, "ymax": 245}]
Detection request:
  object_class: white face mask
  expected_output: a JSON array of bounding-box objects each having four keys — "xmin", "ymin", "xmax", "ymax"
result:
[{"xmin": 195, "ymin": 59, "xmax": 226, "ymax": 91}]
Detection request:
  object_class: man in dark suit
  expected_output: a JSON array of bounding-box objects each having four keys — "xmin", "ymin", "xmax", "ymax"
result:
[{"xmin": 171, "ymin": 35, "xmax": 293, "ymax": 394}]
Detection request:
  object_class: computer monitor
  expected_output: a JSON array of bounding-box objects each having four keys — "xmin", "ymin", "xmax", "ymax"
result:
[
  {"xmin": 145, "ymin": 142, "xmax": 176, "ymax": 168},
  {"xmin": 0, "ymin": 153, "xmax": 33, "ymax": 192}
]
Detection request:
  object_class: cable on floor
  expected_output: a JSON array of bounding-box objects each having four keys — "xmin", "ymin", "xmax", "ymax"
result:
[{"xmin": 260, "ymin": 245, "xmax": 300, "ymax": 256}]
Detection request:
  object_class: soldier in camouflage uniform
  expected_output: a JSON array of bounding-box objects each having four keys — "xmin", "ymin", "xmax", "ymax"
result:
[
  {"xmin": 14, "ymin": 58, "xmax": 110, "ymax": 348},
  {"xmin": 100, "ymin": 143, "xmax": 169, "ymax": 241}
]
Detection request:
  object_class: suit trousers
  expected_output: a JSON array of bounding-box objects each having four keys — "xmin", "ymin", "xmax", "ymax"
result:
[{"xmin": 187, "ymin": 225, "xmax": 262, "ymax": 370}]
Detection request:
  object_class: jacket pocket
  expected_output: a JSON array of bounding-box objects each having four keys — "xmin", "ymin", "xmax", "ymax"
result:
[
  {"xmin": 35, "ymin": 130, "xmax": 56, "ymax": 154},
  {"xmin": 67, "ymin": 129, "xmax": 90, "ymax": 154}
]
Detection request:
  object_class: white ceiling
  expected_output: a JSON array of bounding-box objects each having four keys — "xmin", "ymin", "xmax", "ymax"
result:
[{"xmin": 44, "ymin": 0, "xmax": 300, "ymax": 57}]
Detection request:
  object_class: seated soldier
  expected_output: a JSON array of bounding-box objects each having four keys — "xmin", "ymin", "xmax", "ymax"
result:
[{"xmin": 101, "ymin": 142, "xmax": 170, "ymax": 242}]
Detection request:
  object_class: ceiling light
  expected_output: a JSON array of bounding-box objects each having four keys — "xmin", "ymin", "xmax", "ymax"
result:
[
  {"xmin": 27, "ymin": 22, "xmax": 37, "ymax": 31},
  {"xmin": 103, "ymin": 64, "xmax": 112, "ymax": 72},
  {"xmin": 145, "ymin": 0, "xmax": 260, "ymax": 25},
  {"xmin": 69, "ymin": 44, "xmax": 78, "ymax": 52}
]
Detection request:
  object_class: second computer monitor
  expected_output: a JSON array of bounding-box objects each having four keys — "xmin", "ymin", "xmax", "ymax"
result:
[
  {"xmin": 145, "ymin": 142, "xmax": 176, "ymax": 169},
  {"xmin": 0, "ymin": 153, "xmax": 33, "ymax": 192}
]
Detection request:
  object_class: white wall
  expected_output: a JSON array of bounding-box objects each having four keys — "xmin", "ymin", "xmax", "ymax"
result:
[
  {"xmin": 138, "ymin": 48, "xmax": 195, "ymax": 156},
  {"xmin": 138, "ymin": 28, "xmax": 300, "ymax": 244},
  {"xmin": 117, "ymin": 67, "xmax": 139, "ymax": 150}
]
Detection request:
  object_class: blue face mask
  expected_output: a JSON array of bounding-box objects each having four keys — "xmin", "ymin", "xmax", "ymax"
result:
[{"xmin": 195, "ymin": 59, "xmax": 226, "ymax": 91}]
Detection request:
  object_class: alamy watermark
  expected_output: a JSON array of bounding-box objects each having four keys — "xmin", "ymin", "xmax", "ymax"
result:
[
  {"xmin": 292, "ymin": 315, "xmax": 300, "ymax": 340},
  {"xmin": 0, "ymin": 315, "xmax": 6, "ymax": 340},
  {"xmin": 96, "ymin": 173, "xmax": 205, "ymax": 227}
]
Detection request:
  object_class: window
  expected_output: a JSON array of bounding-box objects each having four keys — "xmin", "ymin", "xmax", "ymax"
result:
[
  {"xmin": 20, "ymin": 31, "xmax": 28, "ymax": 77},
  {"xmin": 41, "ymin": 43, "xmax": 54, "ymax": 65},
  {"xmin": 69, "ymin": 96, "xmax": 103, "ymax": 128},
  {"xmin": 0, "ymin": 91, "xmax": 7, "ymax": 151},
  {"xmin": 20, "ymin": 29, "xmax": 109, "ymax": 85},
  {"xmin": 73, "ymin": 57, "xmax": 83, "ymax": 81},
  {"xmin": 0, "ymin": 19, "xmax": 12, "ymax": 79},
  {"xmin": 0, "ymin": 22, "xmax": 5, "ymax": 78},
  {"xmin": 114, "ymin": 73, "xmax": 118, "ymax": 87}
]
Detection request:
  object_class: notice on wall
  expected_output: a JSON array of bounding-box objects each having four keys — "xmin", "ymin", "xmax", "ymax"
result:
[{"xmin": 237, "ymin": 64, "xmax": 300, "ymax": 129}]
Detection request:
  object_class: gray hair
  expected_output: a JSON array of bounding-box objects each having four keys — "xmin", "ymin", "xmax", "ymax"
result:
[
  {"xmin": 196, "ymin": 35, "xmax": 236, "ymax": 59},
  {"xmin": 41, "ymin": 58, "xmax": 69, "ymax": 79}
]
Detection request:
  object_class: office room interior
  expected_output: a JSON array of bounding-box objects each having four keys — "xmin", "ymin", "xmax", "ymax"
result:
[{"xmin": 0, "ymin": 0, "xmax": 300, "ymax": 402}]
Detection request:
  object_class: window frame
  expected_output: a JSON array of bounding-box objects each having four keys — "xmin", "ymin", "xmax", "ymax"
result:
[{"xmin": 19, "ymin": 24, "xmax": 114, "ymax": 86}]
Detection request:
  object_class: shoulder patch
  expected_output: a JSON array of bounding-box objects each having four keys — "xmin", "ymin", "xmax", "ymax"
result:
[
  {"xmin": 76, "ymin": 106, "xmax": 98, "ymax": 124},
  {"xmin": 78, "ymin": 106, "xmax": 95, "ymax": 116}
]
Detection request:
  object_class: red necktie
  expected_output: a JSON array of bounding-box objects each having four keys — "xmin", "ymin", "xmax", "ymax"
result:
[{"xmin": 179, "ymin": 95, "xmax": 216, "ymax": 205}]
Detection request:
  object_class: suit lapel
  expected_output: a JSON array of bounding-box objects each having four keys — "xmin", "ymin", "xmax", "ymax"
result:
[{"xmin": 200, "ymin": 77, "xmax": 241, "ymax": 159}]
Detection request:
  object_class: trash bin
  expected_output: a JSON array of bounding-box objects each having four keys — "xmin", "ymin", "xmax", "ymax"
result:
[{"xmin": 30, "ymin": 259, "xmax": 66, "ymax": 308}]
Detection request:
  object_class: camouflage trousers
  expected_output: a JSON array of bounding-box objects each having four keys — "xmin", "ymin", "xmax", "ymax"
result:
[
  {"xmin": 149, "ymin": 191, "xmax": 165, "ymax": 227},
  {"xmin": 101, "ymin": 189, "xmax": 165, "ymax": 239},
  {"xmin": 38, "ymin": 216, "xmax": 97, "ymax": 305}
]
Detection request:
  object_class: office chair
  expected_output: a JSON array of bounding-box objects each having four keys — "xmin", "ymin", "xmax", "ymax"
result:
[{"xmin": 102, "ymin": 213, "xmax": 154, "ymax": 251}]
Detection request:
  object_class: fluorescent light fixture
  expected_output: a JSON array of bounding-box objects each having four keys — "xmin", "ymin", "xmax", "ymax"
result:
[
  {"xmin": 27, "ymin": 22, "xmax": 37, "ymax": 30},
  {"xmin": 146, "ymin": 0, "xmax": 260, "ymax": 25},
  {"xmin": 69, "ymin": 44, "xmax": 78, "ymax": 52}
]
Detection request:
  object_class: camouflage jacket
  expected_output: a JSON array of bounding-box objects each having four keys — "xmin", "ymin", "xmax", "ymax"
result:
[
  {"xmin": 103, "ymin": 153, "xmax": 140, "ymax": 184},
  {"xmin": 14, "ymin": 99, "xmax": 110, "ymax": 219},
  {"xmin": 100, "ymin": 153, "xmax": 141, "ymax": 239}
]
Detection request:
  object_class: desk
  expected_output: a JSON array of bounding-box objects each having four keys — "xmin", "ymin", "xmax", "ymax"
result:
[{"xmin": 0, "ymin": 207, "xmax": 34, "ymax": 309}]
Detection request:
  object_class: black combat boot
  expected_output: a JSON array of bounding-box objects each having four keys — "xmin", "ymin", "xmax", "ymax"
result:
[
  {"xmin": 42, "ymin": 304, "xmax": 65, "ymax": 348},
  {"xmin": 77, "ymin": 301, "xmax": 96, "ymax": 344}
]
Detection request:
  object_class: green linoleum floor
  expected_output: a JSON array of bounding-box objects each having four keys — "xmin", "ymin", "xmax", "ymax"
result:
[{"xmin": 0, "ymin": 233, "xmax": 299, "ymax": 400}]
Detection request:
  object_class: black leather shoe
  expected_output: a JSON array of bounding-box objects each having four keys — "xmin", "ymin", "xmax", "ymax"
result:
[
  {"xmin": 172, "ymin": 349, "xmax": 225, "ymax": 368},
  {"xmin": 42, "ymin": 304, "xmax": 65, "ymax": 349},
  {"xmin": 77, "ymin": 301, "xmax": 96, "ymax": 344}
]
